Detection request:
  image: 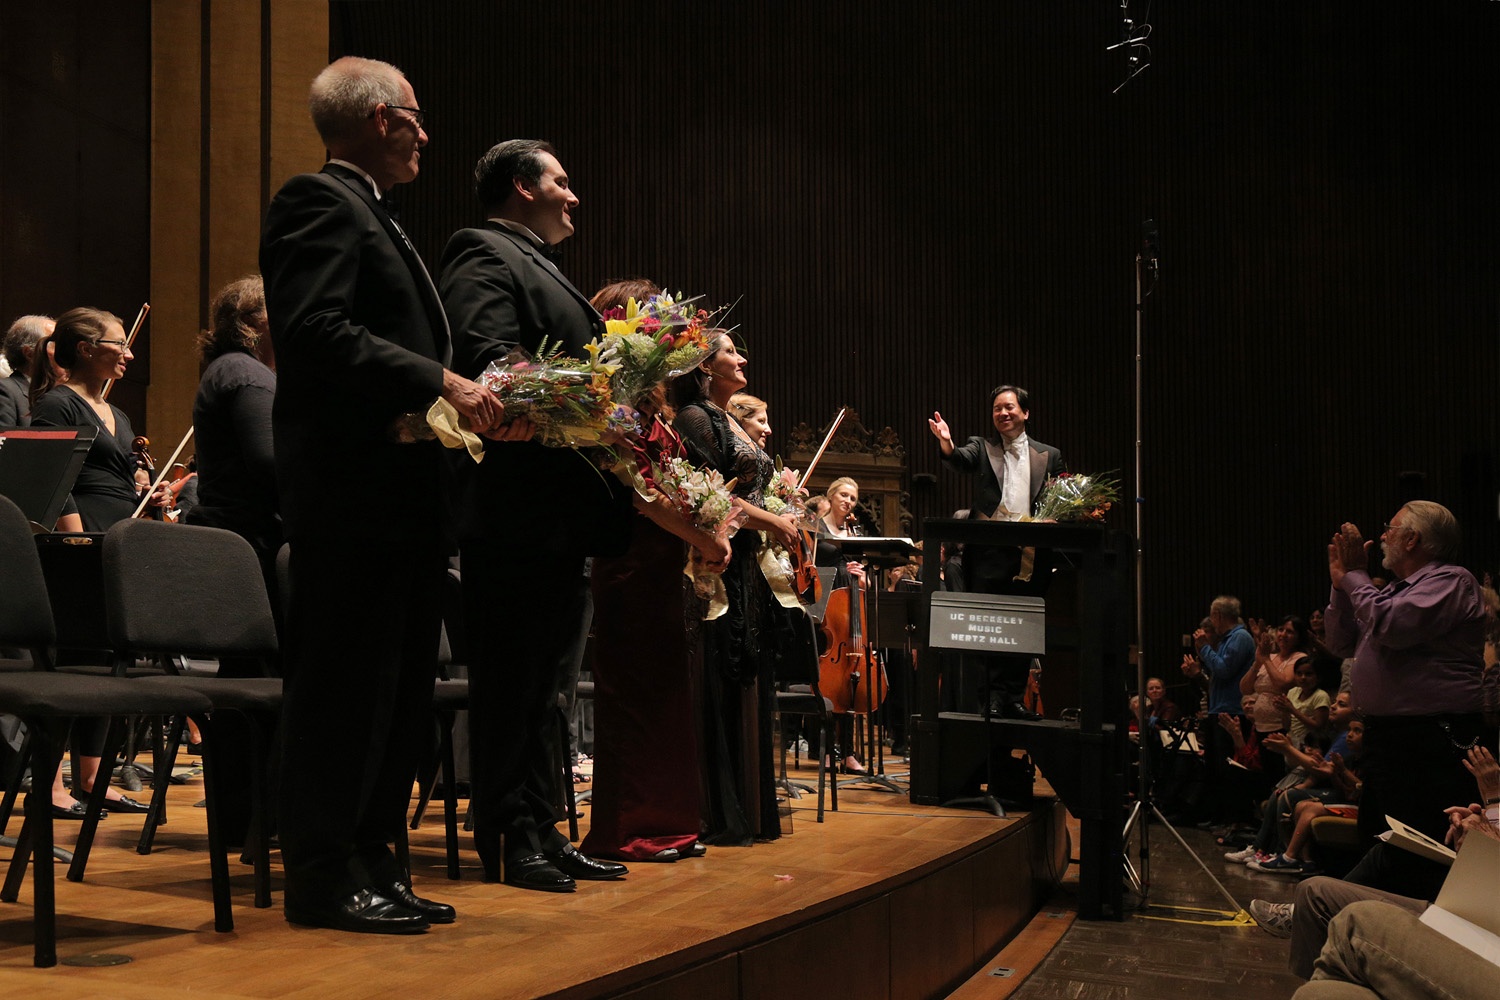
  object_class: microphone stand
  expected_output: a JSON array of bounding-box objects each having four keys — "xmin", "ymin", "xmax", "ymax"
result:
[{"xmin": 1121, "ymin": 224, "xmax": 1245, "ymax": 917}]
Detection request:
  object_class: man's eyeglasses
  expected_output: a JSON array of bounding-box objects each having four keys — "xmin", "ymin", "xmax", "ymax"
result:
[
  {"xmin": 370, "ymin": 104, "xmax": 426, "ymax": 130},
  {"xmin": 1382, "ymin": 522, "xmax": 1412, "ymax": 534}
]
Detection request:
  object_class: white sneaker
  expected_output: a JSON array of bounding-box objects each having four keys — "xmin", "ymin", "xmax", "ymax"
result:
[
  {"xmin": 1249, "ymin": 899, "xmax": 1293, "ymax": 938},
  {"xmin": 1224, "ymin": 846, "xmax": 1258, "ymax": 863}
]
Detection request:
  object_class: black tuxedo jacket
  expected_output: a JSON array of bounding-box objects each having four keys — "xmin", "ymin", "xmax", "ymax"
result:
[
  {"xmin": 0, "ymin": 371, "xmax": 29, "ymax": 426},
  {"xmin": 438, "ymin": 222, "xmax": 629, "ymax": 552},
  {"xmin": 945, "ymin": 434, "xmax": 1065, "ymax": 594},
  {"xmin": 945, "ymin": 434, "xmax": 1064, "ymax": 519},
  {"xmin": 260, "ymin": 163, "xmax": 450, "ymax": 547}
]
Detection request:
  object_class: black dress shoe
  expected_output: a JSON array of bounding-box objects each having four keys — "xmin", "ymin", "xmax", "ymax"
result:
[
  {"xmin": 503, "ymin": 853, "xmax": 576, "ymax": 893},
  {"xmin": 546, "ymin": 843, "xmax": 628, "ymax": 880},
  {"xmin": 685, "ymin": 842, "xmax": 707, "ymax": 858},
  {"xmin": 50, "ymin": 801, "xmax": 104, "ymax": 820},
  {"xmin": 377, "ymin": 880, "xmax": 456, "ymax": 924},
  {"xmin": 106, "ymin": 795, "xmax": 151, "ymax": 814},
  {"xmin": 1002, "ymin": 701, "xmax": 1042, "ymax": 722},
  {"xmin": 284, "ymin": 888, "xmax": 429, "ymax": 934}
]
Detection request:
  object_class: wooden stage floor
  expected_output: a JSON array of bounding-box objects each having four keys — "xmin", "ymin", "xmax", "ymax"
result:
[{"xmin": 0, "ymin": 758, "xmax": 1067, "ymax": 999}]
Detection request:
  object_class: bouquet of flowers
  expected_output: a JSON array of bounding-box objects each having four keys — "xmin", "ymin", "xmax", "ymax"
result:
[
  {"xmin": 761, "ymin": 458, "xmax": 807, "ymax": 517},
  {"xmin": 594, "ymin": 292, "xmax": 717, "ymax": 406},
  {"xmin": 648, "ymin": 455, "xmax": 744, "ymax": 613},
  {"xmin": 474, "ymin": 340, "xmax": 617, "ymax": 450},
  {"xmin": 649, "ymin": 455, "xmax": 738, "ymax": 534},
  {"xmin": 1030, "ymin": 471, "xmax": 1121, "ymax": 523}
]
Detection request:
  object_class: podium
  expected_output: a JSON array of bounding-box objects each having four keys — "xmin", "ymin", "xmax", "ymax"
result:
[{"xmin": 910, "ymin": 518, "xmax": 1131, "ymax": 920}]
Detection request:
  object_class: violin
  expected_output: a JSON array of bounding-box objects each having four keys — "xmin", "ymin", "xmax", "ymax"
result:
[
  {"xmin": 789, "ymin": 521, "xmax": 822, "ymax": 606},
  {"xmin": 130, "ymin": 426, "xmax": 195, "ymax": 521},
  {"xmin": 131, "ymin": 435, "xmax": 166, "ymax": 521}
]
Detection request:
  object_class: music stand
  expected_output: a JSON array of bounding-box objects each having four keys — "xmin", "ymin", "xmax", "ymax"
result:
[
  {"xmin": 826, "ymin": 536, "xmax": 918, "ymax": 793},
  {"xmin": 0, "ymin": 426, "xmax": 94, "ymax": 530}
]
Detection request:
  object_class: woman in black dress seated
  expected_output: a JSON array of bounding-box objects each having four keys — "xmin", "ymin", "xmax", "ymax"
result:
[
  {"xmin": 29, "ymin": 307, "xmax": 164, "ymax": 816},
  {"xmin": 672, "ymin": 334, "xmax": 800, "ymax": 845},
  {"xmin": 29, "ymin": 308, "xmax": 163, "ymax": 530}
]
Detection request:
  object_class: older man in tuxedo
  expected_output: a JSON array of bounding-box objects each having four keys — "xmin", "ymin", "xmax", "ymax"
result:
[
  {"xmin": 260, "ymin": 56, "xmax": 501, "ymax": 934},
  {"xmin": 0, "ymin": 315, "xmax": 53, "ymax": 426},
  {"xmin": 439, "ymin": 140, "xmax": 632, "ymax": 893}
]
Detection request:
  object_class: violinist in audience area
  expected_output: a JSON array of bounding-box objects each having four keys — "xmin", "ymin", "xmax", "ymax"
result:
[{"xmin": 814, "ymin": 477, "xmax": 872, "ymax": 774}]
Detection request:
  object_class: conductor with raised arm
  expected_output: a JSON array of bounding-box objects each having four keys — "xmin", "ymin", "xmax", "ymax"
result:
[{"xmin": 928, "ymin": 384, "xmax": 1064, "ymax": 719}]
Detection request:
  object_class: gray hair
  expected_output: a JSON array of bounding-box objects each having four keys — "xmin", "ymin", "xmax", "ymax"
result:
[
  {"xmin": 1210, "ymin": 595, "xmax": 1242, "ymax": 621},
  {"xmin": 1399, "ymin": 501, "xmax": 1461, "ymax": 561},
  {"xmin": 4, "ymin": 314, "xmax": 52, "ymax": 372},
  {"xmin": 308, "ymin": 56, "xmax": 407, "ymax": 146}
]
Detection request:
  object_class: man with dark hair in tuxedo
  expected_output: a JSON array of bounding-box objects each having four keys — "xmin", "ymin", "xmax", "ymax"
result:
[
  {"xmin": 439, "ymin": 139, "xmax": 632, "ymax": 893},
  {"xmin": 260, "ymin": 55, "xmax": 502, "ymax": 934},
  {"xmin": 928, "ymin": 384, "xmax": 1064, "ymax": 720}
]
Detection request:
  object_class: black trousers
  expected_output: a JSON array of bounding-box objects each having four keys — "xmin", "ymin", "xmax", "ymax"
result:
[
  {"xmin": 461, "ymin": 537, "xmax": 589, "ymax": 861},
  {"xmin": 277, "ymin": 538, "xmax": 445, "ymax": 902}
]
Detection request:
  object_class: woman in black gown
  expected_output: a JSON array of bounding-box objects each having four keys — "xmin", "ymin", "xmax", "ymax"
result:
[{"xmin": 672, "ymin": 334, "xmax": 800, "ymax": 844}]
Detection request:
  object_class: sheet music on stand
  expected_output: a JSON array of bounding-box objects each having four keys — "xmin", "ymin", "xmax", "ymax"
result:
[{"xmin": 0, "ymin": 425, "xmax": 95, "ymax": 529}]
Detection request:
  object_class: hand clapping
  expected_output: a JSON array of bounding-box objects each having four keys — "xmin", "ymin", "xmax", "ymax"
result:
[{"xmin": 1327, "ymin": 521, "xmax": 1370, "ymax": 590}]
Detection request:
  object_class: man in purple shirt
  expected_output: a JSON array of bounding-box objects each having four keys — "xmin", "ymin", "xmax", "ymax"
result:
[{"xmin": 1325, "ymin": 500, "xmax": 1491, "ymax": 898}]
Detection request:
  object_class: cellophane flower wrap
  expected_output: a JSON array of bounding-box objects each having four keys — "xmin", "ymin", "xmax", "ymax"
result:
[
  {"xmin": 649, "ymin": 456, "xmax": 739, "ymax": 535},
  {"xmin": 475, "ymin": 340, "xmax": 617, "ymax": 450},
  {"xmin": 595, "ymin": 293, "xmax": 717, "ymax": 407},
  {"xmin": 762, "ymin": 458, "xmax": 807, "ymax": 518},
  {"xmin": 649, "ymin": 455, "xmax": 745, "ymax": 615},
  {"xmin": 1030, "ymin": 471, "xmax": 1120, "ymax": 523}
]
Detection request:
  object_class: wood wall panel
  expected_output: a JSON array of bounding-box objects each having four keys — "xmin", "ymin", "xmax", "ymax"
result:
[
  {"xmin": 321, "ymin": 1, "xmax": 1496, "ymax": 700},
  {"xmin": 1, "ymin": 3, "xmax": 151, "ymax": 423}
]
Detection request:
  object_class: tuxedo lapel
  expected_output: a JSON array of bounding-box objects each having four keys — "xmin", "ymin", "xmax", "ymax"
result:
[
  {"xmin": 1028, "ymin": 446, "xmax": 1050, "ymax": 503},
  {"xmin": 485, "ymin": 222, "xmax": 600, "ymax": 320},
  {"xmin": 323, "ymin": 165, "xmax": 452, "ymax": 364}
]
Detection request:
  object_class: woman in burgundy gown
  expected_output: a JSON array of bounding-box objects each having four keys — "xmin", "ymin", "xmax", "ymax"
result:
[{"xmin": 580, "ymin": 281, "xmax": 732, "ymax": 862}]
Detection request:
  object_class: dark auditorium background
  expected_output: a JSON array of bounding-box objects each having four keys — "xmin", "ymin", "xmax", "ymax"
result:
[{"xmin": 2, "ymin": 1, "xmax": 1496, "ymax": 694}]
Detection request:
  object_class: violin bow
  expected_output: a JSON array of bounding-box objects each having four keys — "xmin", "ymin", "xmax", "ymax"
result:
[
  {"xmin": 102, "ymin": 302, "xmax": 150, "ymax": 400},
  {"xmin": 131, "ymin": 424, "xmax": 194, "ymax": 519},
  {"xmin": 795, "ymin": 407, "xmax": 847, "ymax": 490}
]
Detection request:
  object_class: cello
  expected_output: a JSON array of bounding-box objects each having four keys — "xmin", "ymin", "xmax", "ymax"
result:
[{"xmin": 816, "ymin": 514, "xmax": 889, "ymax": 715}]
